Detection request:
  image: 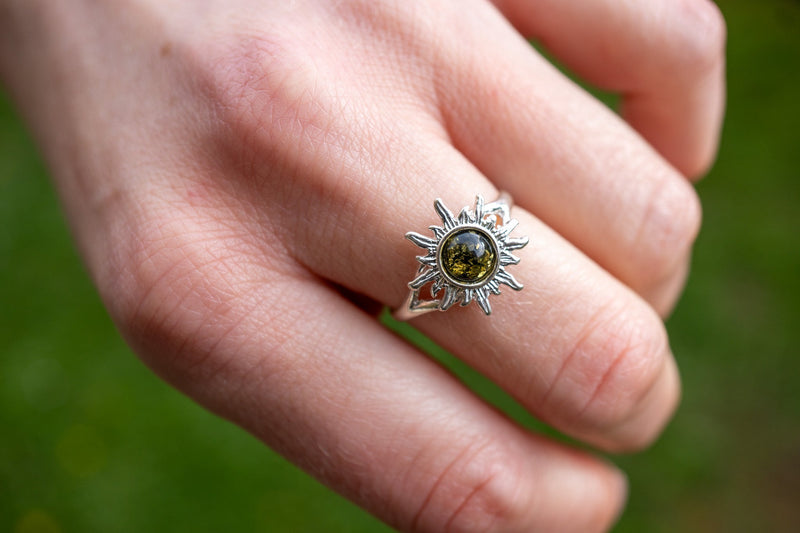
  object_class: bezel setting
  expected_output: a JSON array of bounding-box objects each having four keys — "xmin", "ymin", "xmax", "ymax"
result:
[{"xmin": 436, "ymin": 225, "xmax": 500, "ymax": 289}]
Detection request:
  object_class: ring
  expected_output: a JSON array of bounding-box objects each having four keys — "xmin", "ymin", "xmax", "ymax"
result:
[{"xmin": 394, "ymin": 193, "xmax": 529, "ymax": 320}]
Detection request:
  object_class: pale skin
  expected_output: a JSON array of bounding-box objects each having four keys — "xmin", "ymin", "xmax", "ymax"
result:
[{"xmin": 0, "ymin": 0, "xmax": 726, "ymax": 531}]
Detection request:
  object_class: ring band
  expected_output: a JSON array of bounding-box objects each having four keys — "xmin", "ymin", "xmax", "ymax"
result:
[{"xmin": 394, "ymin": 193, "xmax": 529, "ymax": 320}]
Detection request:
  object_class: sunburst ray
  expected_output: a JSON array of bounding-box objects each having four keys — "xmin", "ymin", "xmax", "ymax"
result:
[
  {"xmin": 486, "ymin": 279, "xmax": 501, "ymax": 295},
  {"xmin": 432, "ymin": 277, "xmax": 444, "ymax": 296},
  {"xmin": 495, "ymin": 219, "xmax": 519, "ymax": 239},
  {"xmin": 406, "ymin": 232, "xmax": 437, "ymax": 250},
  {"xmin": 434, "ymin": 198, "xmax": 457, "ymax": 229},
  {"xmin": 496, "ymin": 270, "xmax": 523, "ymax": 290},
  {"xmin": 441, "ymin": 286, "xmax": 460, "ymax": 310},
  {"xmin": 416, "ymin": 254, "xmax": 437, "ymax": 266},
  {"xmin": 429, "ymin": 226, "xmax": 446, "ymax": 239},
  {"xmin": 500, "ymin": 251, "xmax": 521, "ymax": 265},
  {"xmin": 474, "ymin": 195, "xmax": 485, "ymax": 223},
  {"xmin": 476, "ymin": 289, "xmax": 492, "ymax": 315},
  {"xmin": 504, "ymin": 237, "xmax": 529, "ymax": 251},
  {"xmin": 463, "ymin": 288, "xmax": 474, "ymax": 305},
  {"xmin": 409, "ymin": 268, "xmax": 438, "ymax": 290}
]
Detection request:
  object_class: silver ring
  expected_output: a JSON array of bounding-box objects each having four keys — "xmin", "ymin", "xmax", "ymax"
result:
[{"xmin": 394, "ymin": 193, "xmax": 529, "ymax": 320}]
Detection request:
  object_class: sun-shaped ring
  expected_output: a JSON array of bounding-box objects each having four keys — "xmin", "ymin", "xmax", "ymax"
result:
[{"xmin": 394, "ymin": 193, "xmax": 529, "ymax": 320}]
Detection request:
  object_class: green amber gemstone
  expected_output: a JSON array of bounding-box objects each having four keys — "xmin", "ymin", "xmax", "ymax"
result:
[{"xmin": 440, "ymin": 229, "xmax": 497, "ymax": 284}]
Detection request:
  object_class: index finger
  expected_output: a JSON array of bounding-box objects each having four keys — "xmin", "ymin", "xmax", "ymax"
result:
[{"xmin": 491, "ymin": 0, "xmax": 727, "ymax": 178}]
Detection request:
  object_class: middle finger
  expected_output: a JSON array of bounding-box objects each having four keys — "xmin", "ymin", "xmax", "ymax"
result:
[
  {"xmin": 436, "ymin": 0, "xmax": 703, "ymax": 316},
  {"xmin": 293, "ymin": 129, "xmax": 679, "ymax": 453}
]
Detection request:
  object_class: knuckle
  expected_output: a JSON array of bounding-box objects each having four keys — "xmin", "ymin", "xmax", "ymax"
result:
[
  {"xmin": 634, "ymin": 176, "xmax": 702, "ymax": 288},
  {"xmin": 200, "ymin": 32, "xmax": 336, "ymax": 161},
  {"xmin": 553, "ymin": 301, "xmax": 668, "ymax": 435},
  {"xmin": 672, "ymin": 0, "xmax": 727, "ymax": 76},
  {"xmin": 578, "ymin": 307, "xmax": 669, "ymax": 434},
  {"xmin": 111, "ymin": 223, "xmax": 215, "ymax": 349},
  {"xmin": 411, "ymin": 440, "xmax": 526, "ymax": 532},
  {"xmin": 104, "ymin": 211, "xmax": 259, "ymax": 378}
]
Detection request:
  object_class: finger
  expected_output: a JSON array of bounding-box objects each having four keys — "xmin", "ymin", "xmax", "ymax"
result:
[
  {"xmin": 433, "ymin": 0, "xmax": 703, "ymax": 315},
  {"xmin": 491, "ymin": 0, "xmax": 726, "ymax": 178},
  {"xmin": 103, "ymin": 203, "xmax": 626, "ymax": 533},
  {"xmin": 415, "ymin": 197, "xmax": 683, "ymax": 453},
  {"xmin": 255, "ymin": 126, "xmax": 679, "ymax": 451},
  {"xmin": 203, "ymin": 11, "xmax": 680, "ymax": 451}
]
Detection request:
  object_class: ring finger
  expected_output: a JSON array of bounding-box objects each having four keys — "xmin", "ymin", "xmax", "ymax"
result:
[{"xmin": 206, "ymin": 2, "xmax": 682, "ymax": 451}]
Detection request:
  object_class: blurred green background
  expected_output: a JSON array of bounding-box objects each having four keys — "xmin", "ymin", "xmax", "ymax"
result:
[{"xmin": 1, "ymin": 0, "xmax": 798, "ymax": 531}]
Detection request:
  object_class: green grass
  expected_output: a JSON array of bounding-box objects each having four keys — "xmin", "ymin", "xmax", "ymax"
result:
[{"xmin": 2, "ymin": 0, "xmax": 799, "ymax": 531}]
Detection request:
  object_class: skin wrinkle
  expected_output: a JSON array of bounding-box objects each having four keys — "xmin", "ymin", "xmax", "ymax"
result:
[
  {"xmin": 410, "ymin": 443, "xmax": 478, "ymax": 531},
  {"xmin": 224, "ymin": 319, "xmax": 299, "ymax": 427},
  {"xmin": 573, "ymin": 318, "xmax": 668, "ymax": 436},
  {"xmin": 126, "ymin": 230, "xmax": 193, "ymax": 332},
  {"xmin": 392, "ymin": 432, "xmax": 437, "ymax": 527},
  {"xmin": 574, "ymin": 340, "xmax": 641, "ymax": 430},
  {"xmin": 443, "ymin": 472, "xmax": 500, "ymax": 533},
  {"xmin": 204, "ymin": 279, "xmax": 344, "ymax": 426},
  {"xmin": 392, "ymin": 402, "xmax": 505, "ymax": 528},
  {"xmin": 123, "ymin": 196, "xmax": 310, "ymax": 387},
  {"xmin": 411, "ymin": 439, "xmax": 505, "ymax": 532},
  {"xmin": 172, "ymin": 270, "xmax": 275, "ymax": 381},
  {"xmin": 526, "ymin": 262, "xmax": 607, "ymax": 369},
  {"xmin": 538, "ymin": 298, "xmax": 622, "ymax": 411},
  {"xmin": 132, "ymin": 248, "xmax": 238, "ymax": 372},
  {"xmin": 601, "ymin": 355, "xmax": 676, "ymax": 450}
]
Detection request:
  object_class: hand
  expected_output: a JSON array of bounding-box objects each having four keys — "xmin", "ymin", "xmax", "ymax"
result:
[{"xmin": 0, "ymin": 0, "xmax": 725, "ymax": 531}]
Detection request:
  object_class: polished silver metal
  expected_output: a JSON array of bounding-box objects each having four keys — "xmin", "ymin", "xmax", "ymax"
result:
[{"xmin": 394, "ymin": 193, "xmax": 529, "ymax": 320}]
